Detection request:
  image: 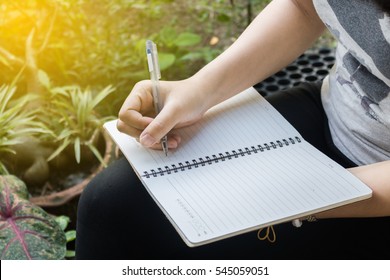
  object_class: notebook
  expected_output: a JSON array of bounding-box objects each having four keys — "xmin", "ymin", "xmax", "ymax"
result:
[{"xmin": 104, "ymin": 87, "xmax": 372, "ymax": 247}]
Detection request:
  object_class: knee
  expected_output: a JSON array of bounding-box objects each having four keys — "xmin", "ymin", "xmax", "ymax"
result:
[
  {"xmin": 77, "ymin": 158, "xmax": 136, "ymax": 222},
  {"xmin": 76, "ymin": 169, "xmax": 112, "ymax": 224}
]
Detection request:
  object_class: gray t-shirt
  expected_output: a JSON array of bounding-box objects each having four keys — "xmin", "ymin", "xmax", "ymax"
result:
[{"xmin": 313, "ymin": 0, "xmax": 390, "ymax": 165}]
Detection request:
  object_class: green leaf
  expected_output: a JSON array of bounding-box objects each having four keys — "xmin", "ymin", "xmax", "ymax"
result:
[
  {"xmin": 47, "ymin": 138, "xmax": 71, "ymax": 162},
  {"xmin": 74, "ymin": 137, "xmax": 81, "ymax": 163},
  {"xmin": 217, "ymin": 13, "xmax": 231, "ymax": 23},
  {"xmin": 38, "ymin": 70, "xmax": 51, "ymax": 89},
  {"xmin": 180, "ymin": 52, "xmax": 206, "ymax": 61},
  {"xmin": 158, "ymin": 53, "xmax": 176, "ymax": 71},
  {"xmin": 0, "ymin": 54, "xmax": 12, "ymax": 69},
  {"xmin": 65, "ymin": 230, "xmax": 76, "ymax": 242},
  {"xmin": 158, "ymin": 27, "xmax": 178, "ymax": 47},
  {"xmin": 87, "ymin": 143, "xmax": 106, "ymax": 167},
  {"xmin": 51, "ymin": 86, "xmax": 76, "ymax": 97},
  {"xmin": 0, "ymin": 163, "xmax": 9, "ymax": 175},
  {"xmin": 0, "ymin": 147, "xmax": 17, "ymax": 156},
  {"xmin": 0, "ymin": 85, "xmax": 16, "ymax": 113},
  {"xmin": 55, "ymin": 215, "xmax": 70, "ymax": 231},
  {"xmin": 0, "ymin": 175, "xmax": 66, "ymax": 259},
  {"xmin": 57, "ymin": 129, "xmax": 73, "ymax": 140},
  {"xmin": 173, "ymin": 32, "xmax": 201, "ymax": 47},
  {"xmin": 65, "ymin": 250, "xmax": 76, "ymax": 258},
  {"xmin": 90, "ymin": 85, "xmax": 115, "ymax": 109}
]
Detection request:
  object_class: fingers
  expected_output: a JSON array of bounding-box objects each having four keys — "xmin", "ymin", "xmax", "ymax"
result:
[
  {"xmin": 117, "ymin": 81, "xmax": 154, "ymax": 138},
  {"xmin": 141, "ymin": 133, "xmax": 181, "ymax": 150},
  {"xmin": 117, "ymin": 80, "xmax": 184, "ymax": 150},
  {"xmin": 139, "ymin": 102, "xmax": 180, "ymax": 148},
  {"xmin": 117, "ymin": 110, "xmax": 153, "ymax": 138}
]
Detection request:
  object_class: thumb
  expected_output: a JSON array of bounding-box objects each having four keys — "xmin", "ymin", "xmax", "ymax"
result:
[{"xmin": 139, "ymin": 105, "xmax": 177, "ymax": 147}]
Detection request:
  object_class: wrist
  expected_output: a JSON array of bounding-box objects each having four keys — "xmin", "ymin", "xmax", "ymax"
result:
[
  {"xmin": 187, "ymin": 72, "xmax": 222, "ymax": 110},
  {"xmin": 190, "ymin": 66, "xmax": 240, "ymax": 110}
]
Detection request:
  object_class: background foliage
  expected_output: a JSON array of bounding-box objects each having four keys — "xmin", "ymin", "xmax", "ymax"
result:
[
  {"xmin": 0, "ymin": 0, "xmax": 272, "ymax": 113},
  {"xmin": 0, "ymin": 0, "xmax": 273, "ymax": 182}
]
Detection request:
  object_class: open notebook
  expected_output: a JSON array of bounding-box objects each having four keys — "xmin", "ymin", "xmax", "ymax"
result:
[{"xmin": 104, "ymin": 87, "xmax": 372, "ymax": 247}]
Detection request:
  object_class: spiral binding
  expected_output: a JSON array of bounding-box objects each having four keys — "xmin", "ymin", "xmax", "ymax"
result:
[{"xmin": 142, "ymin": 136, "xmax": 302, "ymax": 178}]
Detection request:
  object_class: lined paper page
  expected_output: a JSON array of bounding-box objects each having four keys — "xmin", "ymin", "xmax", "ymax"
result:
[{"xmin": 145, "ymin": 142, "xmax": 371, "ymax": 246}]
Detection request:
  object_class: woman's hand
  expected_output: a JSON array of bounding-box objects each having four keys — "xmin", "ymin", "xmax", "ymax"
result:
[{"xmin": 117, "ymin": 78, "xmax": 210, "ymax": 150}]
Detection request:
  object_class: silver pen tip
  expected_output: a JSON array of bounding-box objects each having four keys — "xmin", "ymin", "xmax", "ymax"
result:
[{"xmin": 162, "ymin": 141, "xmax": 168, "ymax": 156}]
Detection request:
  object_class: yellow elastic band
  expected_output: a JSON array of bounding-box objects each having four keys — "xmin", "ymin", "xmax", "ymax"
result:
[{"xmin": 257, "ymin": 225, "xmax": 276, "ymax": 243}]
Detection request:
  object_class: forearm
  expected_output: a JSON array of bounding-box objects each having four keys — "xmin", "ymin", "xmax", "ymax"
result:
[
  {"xmin": 317, "ymin": 160, "xmax": 390, "ymax": 219},
  {"xmin": 192, "ymin": 0, "xmax": 326, "ymax": 108}
]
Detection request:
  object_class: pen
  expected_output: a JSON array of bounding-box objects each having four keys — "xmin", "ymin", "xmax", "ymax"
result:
[{"xmin": 146, "ymin": 40, "xmax": 168, "ymax": 156}]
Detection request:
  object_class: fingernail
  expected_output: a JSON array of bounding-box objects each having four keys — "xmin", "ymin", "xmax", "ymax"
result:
[{"xmin": 140, "ymin": 133, "xmax": 156, "ymax": 147}]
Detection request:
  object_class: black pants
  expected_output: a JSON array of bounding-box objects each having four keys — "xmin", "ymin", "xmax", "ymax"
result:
[{"xmin": 76, "ymin": 83, "xmax": 390, "ymax": 259}]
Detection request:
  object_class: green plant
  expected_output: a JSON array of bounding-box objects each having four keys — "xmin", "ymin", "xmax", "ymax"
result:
[
  {"xmin": 38, "ymin": 80, "xmax": 116, "ymax": 165},
  {"xmin": 54, "ymin": 215, "xmax": 76, "ymax": 259},
  {"xmin": 0, "ymin": 175, "xmax": 66, "ymax": 259},
  {"xmin": 0, "ymin": 0, "xmax": 247, "ymax": 105},
  {"xmin": 0, "ymin": 84, "xmax": 49, "ymax": 175},
  {"xmin": 149, "ymin": 28, "xmax": 204, "ymax": 78}
]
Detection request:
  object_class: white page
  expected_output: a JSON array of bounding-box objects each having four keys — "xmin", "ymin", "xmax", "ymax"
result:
[
  {"xmin": 142, "ymin": 142, "xmax": 371, "ymax": 246},
  {"xmin": 104, "ymin": 87, "xmax": 372, "ymax": 247}
]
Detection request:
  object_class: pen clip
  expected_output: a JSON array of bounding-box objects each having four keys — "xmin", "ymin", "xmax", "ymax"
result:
[{"xmin": 146, "ymin": 40, "xmax": 161, "ymax": 79}]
